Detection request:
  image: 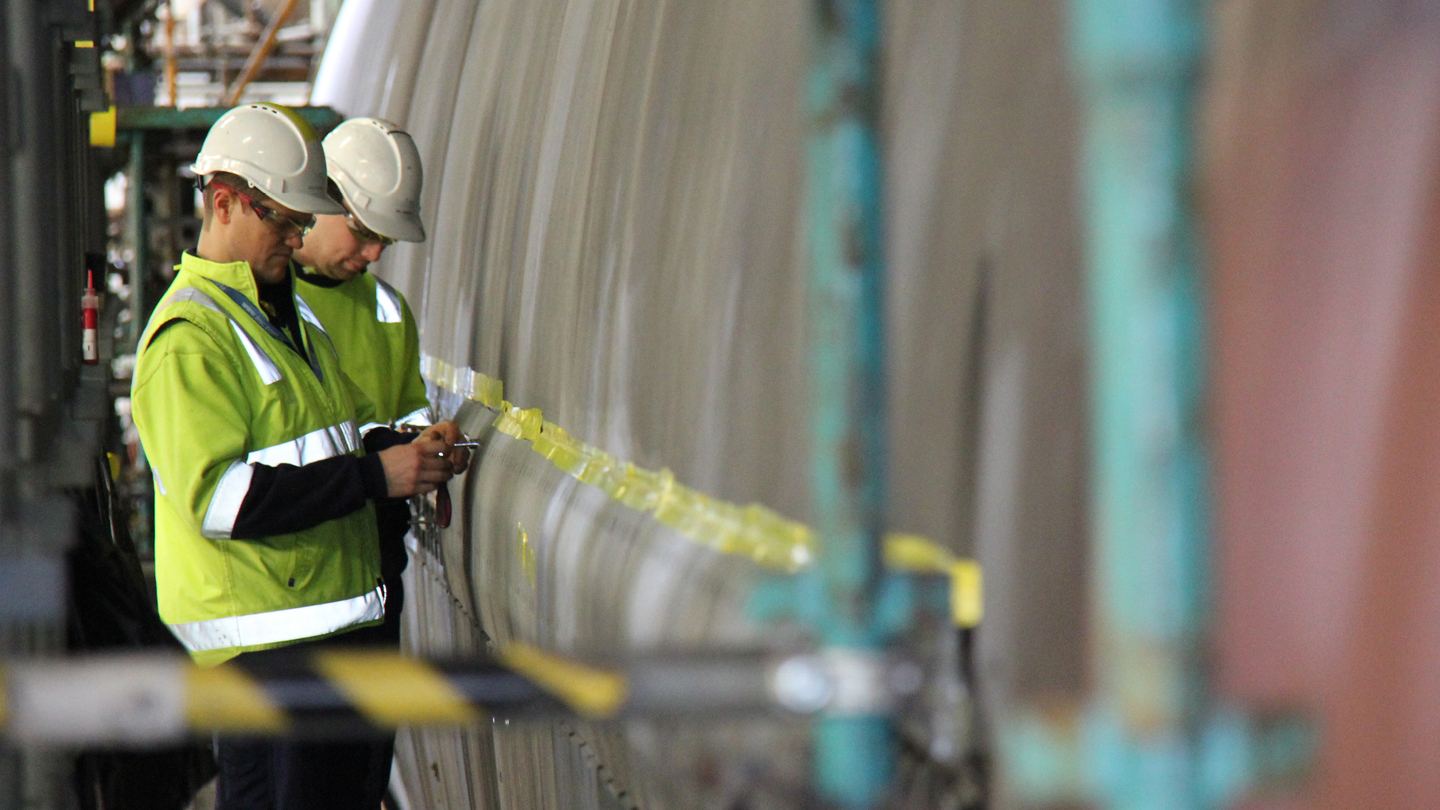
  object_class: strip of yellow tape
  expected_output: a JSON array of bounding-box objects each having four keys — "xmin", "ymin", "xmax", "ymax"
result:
[
  {"xmin": 186, "ymin": 662, "xmax": 288, "ymax": 733},
  {"xmin": 420, "ymin": 356, "xmax": 977, "ymax": 608}
]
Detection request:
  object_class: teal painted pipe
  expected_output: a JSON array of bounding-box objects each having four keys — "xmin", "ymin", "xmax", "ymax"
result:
[
  {"xmin": 804, "ymin": 0, "xmax": 893, "ymax": 805},
  {"xmin": 1072, "ymin": 0, "xmax": 1210, "ymax": 808}
]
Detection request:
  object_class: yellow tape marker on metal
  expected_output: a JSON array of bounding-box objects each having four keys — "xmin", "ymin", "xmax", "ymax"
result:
[
  {"xmin": 0, "ymin": 666, "xmax": 7, "ymax": 727},
  {"xmin": 89, "ymin": 105, "xmax": 116, "ymax": 147},
  {"xmin": 477, "ymin": 374, "xmax": 504, "ymax": 409},
  {"xmin": 951, "ymin": 559, "xmax": 983, "ymax": 628},
  {"xmin": 421, "ymin": 357, "xmax": 937, "ymax": 579},
  {"xmin": 499, "ymin": 643, "xmax": 627, "ymax": 720},
  {"xmin": 74, "ymin": 40, "xmax": 94, "ymax": 48},
  {"xmin": 312, "ymin": 650, "xmax": 479, "ymax": 727},
  {"xmin": 186, "ymin": 663, "xmax": 288, "ymax": 733},
  {"xmin": 516, "ymin": 523, "xmax": 537, "ymax": 588}
]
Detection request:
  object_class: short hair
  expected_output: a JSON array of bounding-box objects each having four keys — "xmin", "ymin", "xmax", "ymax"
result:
[{"xmin": 199, "ymin": 171, "xmax": 253, "ymax": 229}]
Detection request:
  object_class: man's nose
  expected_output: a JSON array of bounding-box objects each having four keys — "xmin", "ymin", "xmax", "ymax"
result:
[
  {"xmin": 285, "ymin": 230, "xmax": 305, "ymax": 250},
  {"xmin": 361, "ymin": 240, "xmax": 385, "ymax": 262}
]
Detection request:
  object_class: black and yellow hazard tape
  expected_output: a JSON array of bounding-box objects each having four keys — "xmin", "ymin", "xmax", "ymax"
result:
[
  {"xmin": 204, "ymin": 643, "xmax": 613, "ymax": 735},
  {"xmin": 421, "ymin": 355, "xmax": 984, "ymax": 627},
  {"xmin": 190, "ymin": 646, "xmax": 619, "ymax": 737},
  {"xmin": 0, "ymin": 646, "xmax": 628, "ymax": 744}
]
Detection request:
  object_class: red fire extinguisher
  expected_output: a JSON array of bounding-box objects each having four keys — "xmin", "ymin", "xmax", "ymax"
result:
[{"xmin": 81, "ymin": 268, "xmax": 99, "ymax": 365}]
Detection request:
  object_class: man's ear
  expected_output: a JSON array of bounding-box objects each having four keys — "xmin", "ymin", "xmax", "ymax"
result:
[{"xmin": 212, "ymin": 187, "xmax": 236, "ymax": 225}]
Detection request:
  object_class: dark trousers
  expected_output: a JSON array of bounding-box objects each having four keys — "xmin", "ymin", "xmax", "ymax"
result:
[{"xmin": 215, "ymin": 577, "xmax": 404, "ymax": 810}]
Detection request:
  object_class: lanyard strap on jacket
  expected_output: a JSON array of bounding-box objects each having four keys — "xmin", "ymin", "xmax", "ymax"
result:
[{"xmin": 212, "ymin": 280, "xmax": 324, "ymax": 383}]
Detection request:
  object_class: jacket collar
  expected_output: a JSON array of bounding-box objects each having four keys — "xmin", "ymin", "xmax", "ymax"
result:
[{"xmin": 178, "ymin": 251, "xmax": 271, "ymax": 306}]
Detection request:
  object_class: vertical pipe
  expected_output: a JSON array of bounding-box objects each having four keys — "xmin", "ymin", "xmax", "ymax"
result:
[
  {"xmin": 0, "ymin": 0, "xmax": 14, "ymax": 522},
  {"xmin": 126, "ymin": 132, "xmax": 146, "ymax": 353},
  {"xmin": 1071, "ymin": 1, "xmax": 1206, "ymax": 809},
  {"xmin": 163, "ymin": 0, "xmax": 176, "ymax": 106},
  {"xmin": 806, "ymin": 0, "xmax": 890, "ymax": 806}
]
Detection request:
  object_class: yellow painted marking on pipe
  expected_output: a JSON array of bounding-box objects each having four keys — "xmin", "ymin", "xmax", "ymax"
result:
[
  {"xmin": 312, "ymin": 650, "xmax": 479, "ymax": 727},
  {"xmin": 89, "ymin": 105, "xmax": 116, "ymax": 147},
  {"xmin": 0, "ymin": 667, "xmax": 7, "ymax": 727},
  {"xmin": 883, "ymin": 533, "xmax": 954, "ymax": 573},
  {"xmin": 516, "ymin": 523, "xmax": 537, "ymax": 588},
  {"xmin": 74, "ymin": 40, "xmax": 95, "ymax": 48},
  {"xmin": 883, "ymin": 533, "xmax": 983, "ymax": 628},
  {"xmin": 951, "ymin": 559, "xmax": 983, "ymax": 628},
  {"xmin": 186, "ymin": 663, "xmax": 287, "ymax": 733},
  {"xmin": 499, "ymin": 643, "xmax": 627, "ymax": 720}
]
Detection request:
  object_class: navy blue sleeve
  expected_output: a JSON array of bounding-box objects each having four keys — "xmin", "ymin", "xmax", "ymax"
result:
[{"xmin": 228, "ymin": 428, "xmax": 418, "ymax": 540}]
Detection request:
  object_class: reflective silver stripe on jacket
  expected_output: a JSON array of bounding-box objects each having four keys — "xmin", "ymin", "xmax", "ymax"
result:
[
  {"xmin": 395, "ymin": 406, "xmax": 432, "ymax": 427},
  {"xmin": 295, "ymin": 295, "xmax": 328, "ymax": 334},
  {"xmin": 229, "ymin": 321, "xmax": 282, "ymax": 385},
  {"xmin": 152, "ymin": 468, "xmax": 167, "ymax": 496},
  {"xmin": 374, "ymin": 278, "xmax": 404, "ymax": 324},
  {"xmin": 246, "ymin": 421, "xmax": 361, "ymax": 467},
  {"xmin": 167, "ymin": 286, "xmax": 223, "ymax": 313},
  {"xmin": 167, "ymin": 585, "xmax": 385, "ymax": 652},
  {"xmin": 161, "ymin": 285, "xmax": 289, "ymax": 385},
  {"xmin": 358, "ymin": 422, "xmax": 388, "ymax": 436},
  {"xmin": 201, "ymin": 460, "xmax": 254, "ymax": 539}
]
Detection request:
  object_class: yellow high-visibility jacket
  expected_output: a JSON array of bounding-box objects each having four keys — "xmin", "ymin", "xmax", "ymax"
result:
[
  {"xmin": 296, "ymin": 270, "xmax": 430, "ymax": 427},
  {"xmin": 133, "ymin": 252, "xmax": 385, "ymax": 666}
]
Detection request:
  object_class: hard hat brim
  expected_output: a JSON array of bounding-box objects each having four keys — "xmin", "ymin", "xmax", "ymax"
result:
[
  {"xmin": 267, "ymin": 187, "xmax": 346, "ymax": 216},
  {"xmin": 351, "ymin": 207, "xmax": 426, "ymax": 243}
]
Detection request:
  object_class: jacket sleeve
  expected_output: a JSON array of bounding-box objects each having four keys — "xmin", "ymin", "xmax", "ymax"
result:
[
  {"xmin": 133, "ymin": 320, "xmax": 386, "ymax": 541},
  {"xmin": 393, "ymin": 293, "xmax": 432, "ymax": 426}
]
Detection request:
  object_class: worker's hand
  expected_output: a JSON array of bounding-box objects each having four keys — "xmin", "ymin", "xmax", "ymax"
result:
[
  {"xmin": 377, "ymin": 433, "xmax": 453, "ymax": 497},
  {"xmin": 423, "ymin": 420, "xmax": 472, "ymax": 475}
]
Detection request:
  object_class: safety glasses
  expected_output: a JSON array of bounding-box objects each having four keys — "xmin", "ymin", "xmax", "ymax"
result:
[
  {"xmin": 208, "ymin": 180, "xmax": 317, "ymax": 238},
  {"xmin": 345, "ymin": 213, "xmax": 397, "ymax": 247}
]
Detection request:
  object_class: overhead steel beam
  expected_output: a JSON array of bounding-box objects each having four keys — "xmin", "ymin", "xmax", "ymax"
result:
[{"xmin": 221, "ymin": 0, "xmax": 299, "ymax": 107}]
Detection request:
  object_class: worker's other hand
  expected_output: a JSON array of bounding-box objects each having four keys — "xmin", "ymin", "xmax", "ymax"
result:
[
  {"xmin": 377, "ymin": 433, "xmax": 453, "ymax": 497},
  {"xmin": 421, "ymin": 420, "xmax": 472, "ymax": 475}
]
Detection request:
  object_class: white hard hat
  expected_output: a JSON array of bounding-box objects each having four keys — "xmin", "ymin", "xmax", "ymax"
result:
[
  {"xmin": 322, "ymin": 118, "xmax": 426, "ymax": 243},
  {"xmin": 191, "ymin": 103, "xmax": 344, "ymax": 215}
]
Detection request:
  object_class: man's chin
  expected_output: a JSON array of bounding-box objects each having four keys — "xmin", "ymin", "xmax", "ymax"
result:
[
  {"xmin": 257, "ymin": 251, "xmax": 294, "ymax": 280},
  {"xmin": 333, "ymin": 263, "xmax": 367, "ymax": 281}
]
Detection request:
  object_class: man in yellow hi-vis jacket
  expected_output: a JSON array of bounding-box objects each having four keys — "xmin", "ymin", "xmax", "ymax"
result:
[{"xmin": 131, "ymin": 103, "xmax": 468, "ymax": 810}]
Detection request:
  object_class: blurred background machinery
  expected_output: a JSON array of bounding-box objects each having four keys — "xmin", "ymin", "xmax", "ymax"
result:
[{"xmin": 11, "ymin": 0, "xmax": 1440, "ymax": 809}]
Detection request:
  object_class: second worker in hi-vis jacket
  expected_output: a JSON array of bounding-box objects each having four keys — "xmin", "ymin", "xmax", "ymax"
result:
[{"xmin": 292, "ymin": 118, "xmax": 434, "ymax": 658}]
